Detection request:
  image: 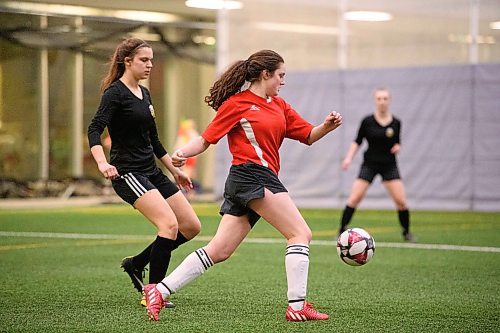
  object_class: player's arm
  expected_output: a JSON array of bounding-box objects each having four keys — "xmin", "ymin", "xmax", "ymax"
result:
[
  {"xmin": 341, "ymin": 142, "xmax": 360, "ymax": 170},
  {"xmin": 308, "ymin": 111, "xmax": 343, "ymax": 144},
  {"xmin": 158, "ymin": 153, "xmax": 193, "ymax": 191},
  {"xmin": 90, "ymin": 145, "xmax": 119, "ymax": 180},
  {"xmin": 391, "ymin": 120, "xmax": 401, "ymax": 154},
  {"xmin": 171, "ymin": 136, "xmax": 210, "ymax": 167},
  {"xmin": 390, "ymin": 143, "xmax": 400, "ymax": 154},
  {"xmin": 88, "ymin": 88, "xmax": 120, "ymax": 180}
]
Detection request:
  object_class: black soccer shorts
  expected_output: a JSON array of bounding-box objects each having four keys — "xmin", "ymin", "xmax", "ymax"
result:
[
  {"xmin": 220, "ymin": 162, "xmax": 288, "ymax": 227},
  {"xmin": 358, "ymin": 162, "xmax": 401, "ymax": 183},
  {"xmin": 111, "ymin": 168, "xmax": 179, "ymax": 206}
]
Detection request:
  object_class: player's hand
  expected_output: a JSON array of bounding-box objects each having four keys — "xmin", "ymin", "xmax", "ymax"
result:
[
  {"xmin": 341, "ymin": 158, "xmax": 351, "ymax": 171},
  {"xmin": 173, "ymin": 170, "xmax": 193, "ymax": 192},
  {"xmin": 171, "ymin": 149, "xmax": 187, "ymax": 167},
  {"xmin": 390, "ymin": 144, "xmax": 401, "ymax": 155},
  {"xmin": 97, "ymin": 162, "xmax": 120, "ymax": 180},
  {"xmin": 324, "ymin": 111, "xmax": 343, "ymax": 131}
]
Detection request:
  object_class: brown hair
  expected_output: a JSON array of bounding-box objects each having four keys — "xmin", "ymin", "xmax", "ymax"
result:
[
  {"xmin": 204, "ymin": 50, "xmax": 284, "ymax": 111},
  {"xmin": 100, "ymin": 38, "xmax": 151, "ymax": 92}
]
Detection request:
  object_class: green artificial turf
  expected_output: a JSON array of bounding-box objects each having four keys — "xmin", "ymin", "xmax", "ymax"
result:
[{"xmin": 0, "ymin": 204, "xmax": 498, "ymax": 332}]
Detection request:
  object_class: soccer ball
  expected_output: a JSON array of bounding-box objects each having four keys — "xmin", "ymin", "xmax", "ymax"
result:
[{"xmin": 336, "ymin": 228, "xmax": 375, "ymax": 266}]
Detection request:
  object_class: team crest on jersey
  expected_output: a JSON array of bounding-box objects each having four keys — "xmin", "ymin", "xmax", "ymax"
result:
[
  {"xmin": 149, "ymin": 105, "xmax": 156, "ymax": 118},
  {"xmin": 385, "ymin": 127, "xmax": 394, "ymax": 138}
]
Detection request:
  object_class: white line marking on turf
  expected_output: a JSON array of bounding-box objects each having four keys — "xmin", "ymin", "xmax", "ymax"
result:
[
  {"xmin": 0, "ymin": 231, "xmax": 146, "ymax": 240},
  {"xmin": 0, "ymin": 231, "xmax": 499, "ymax": 253}
]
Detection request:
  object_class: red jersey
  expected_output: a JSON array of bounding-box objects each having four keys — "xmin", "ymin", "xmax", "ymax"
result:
[{"xmin": 202, "ymin": 89, "xmax": 314, "ymax": 175}]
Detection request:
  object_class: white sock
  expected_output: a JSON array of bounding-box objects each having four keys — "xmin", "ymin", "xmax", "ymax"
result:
[
  {"xmin": 285, "ymin": 244, "xmax": 310, "ymax": 311},
  {"xmin": 156, "ymin": 248, "xmax": 214, "ymax": 299}
]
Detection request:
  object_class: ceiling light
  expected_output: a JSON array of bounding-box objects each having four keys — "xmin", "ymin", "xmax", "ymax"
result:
[
  {"xmin": 0, "ymin": 1, "xmax": 181, "ymax": 23},
  {"xmin": 193, "ymin": 35, "xmax": 216, "ymax": 45},
  {"xmin": 490, "ymin": 21, "xmax": 500, "ymax": 30},
  {"xmin": 185, "ymin": 0, "xmax": 243, "ymax": 10},
  {"xmin": 1, "ymin": 1, "xmax": 98, "ymax": 16},
  {"xmin": 254, "ymin": 22, "xmax": 338, "ymax": 35},
  {"xmin": 448, "ymin": 33, "xmax": 496, "ymax": 44},
  {"xmin": 344, "ymin": 11, "xmax": 393, "ymax": 22},
  {"xmin": 113, "ymin": 10, "xmax": 178, "ymax": 23}
]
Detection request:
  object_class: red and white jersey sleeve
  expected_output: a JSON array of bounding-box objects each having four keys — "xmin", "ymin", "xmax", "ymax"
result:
[{"xmin": 202, "ymin": 90, "xmax": 313, "ymax": 175}]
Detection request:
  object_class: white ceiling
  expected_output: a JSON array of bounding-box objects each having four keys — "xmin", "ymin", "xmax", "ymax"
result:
[{"xmin": 6, "ymin": 0, "xmax": 500, "ymax": 21}]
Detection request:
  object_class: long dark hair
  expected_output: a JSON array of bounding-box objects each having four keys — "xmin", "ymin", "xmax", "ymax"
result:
[
  {"xmin": 204, "ymin": 50, "xmax": 284, "ymax": 111},
  {"xmin": 100, "ymin": 38, "xmax": 151, "ymax": 92}
]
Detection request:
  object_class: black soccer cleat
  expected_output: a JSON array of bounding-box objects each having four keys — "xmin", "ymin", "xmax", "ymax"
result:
[{"xmin": 120, "ymin": 256, "xmax": 146, "ymax": 293}]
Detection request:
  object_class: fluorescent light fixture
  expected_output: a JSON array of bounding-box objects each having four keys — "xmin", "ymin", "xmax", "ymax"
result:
[
  {"xmin": 113, "ymin": 10, "xmax": 178, "ymax": 23},
  {"xmin": 128, "ymin": 32, "xmax": 162, "ymax": 42},
  {"xmin": 0, "ymin": 1, "xmax": 180, "ymax": 23},
  {"xmin": 192, "ymin": 35, "xmax": 216, "ymax": 45},
  {"xmin": 490, "ymin": 21, "xmax": 500, "ymax": 30},
  {"xmin": 185, "ymin": 0, "xmax": 243, "ymax": 10},
  {"xmin": 254, "ymin": 22, "xmax": 338, "ymax": 35},
  {"xmin": 448, "ymin": 33, "xmax": 496, "ymax": 44},
  {"xmin": 1, "ymin": 1, "xmax": 98, "ymax": 16},
  {"xmin": 344, "ymin": 11, "xmax": 393, "ymax": 22}
]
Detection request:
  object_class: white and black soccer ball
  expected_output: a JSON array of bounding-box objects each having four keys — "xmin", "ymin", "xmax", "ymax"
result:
[{"xmin": 336, "ymin": 228, "xmax": 375, "ymax": 266}]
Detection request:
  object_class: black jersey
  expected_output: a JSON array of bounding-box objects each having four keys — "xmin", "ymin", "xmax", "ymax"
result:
[
  {"xmin": 87, "ymin": 80, "xmax": 167, "ymax": 175},
  {"xmin": 354, "ymin": 114, "xmax": 401, "ymax": 165}
]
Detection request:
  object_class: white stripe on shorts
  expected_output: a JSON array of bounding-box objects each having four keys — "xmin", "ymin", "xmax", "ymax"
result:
[{"xmin": 122, "ymin": 173, "xmax": 147, "ymax": 198}]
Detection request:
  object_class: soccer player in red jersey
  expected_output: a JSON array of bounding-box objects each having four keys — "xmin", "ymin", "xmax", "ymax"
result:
[{"xmin": 143, "ymin": 50, "xmax": 343, "ymax": 321}]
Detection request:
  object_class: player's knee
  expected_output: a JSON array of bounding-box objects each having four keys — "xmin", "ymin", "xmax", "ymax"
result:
[
  {"xmin": 182, "ymin": 218, "xmax": 201, "ymax": 239},
  {"xmin": 157, "ymin": 219, "xmax": 179, "ymax": 237},
  {"xmin": 211, "ymin": 249, "xmax": 233, "ymax": 263},
  {"xmin": 304, "ymin": 228, "xmax": 313, "ymax": 243},
  {"xmin": 191, "ymin": 219, "xmax": 201, "ymax": 236},
  {"xmin": 347, "ymin": 195, "xmax": 363, "ymax": 207},
  {"xmin": 394, "ymin": 199, "xmax": 407, "ymax": 210},
  {"xmin": 288, "ymin": 226, "xmax": 312, "ymax": 244}
]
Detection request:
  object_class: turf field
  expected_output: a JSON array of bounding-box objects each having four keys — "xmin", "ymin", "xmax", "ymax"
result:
[{"xmin": 0, "ymin": 203, "xmax": 498, "ymax": 333}]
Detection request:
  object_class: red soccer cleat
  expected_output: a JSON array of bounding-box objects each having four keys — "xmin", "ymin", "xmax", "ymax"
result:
[
  {"xmin": 286, "ymin": 301, "xmax": 329, "ymax": 322},
  {"xmin": 144, "ymin": 284, "xmax": 165, "ymax": 321}
]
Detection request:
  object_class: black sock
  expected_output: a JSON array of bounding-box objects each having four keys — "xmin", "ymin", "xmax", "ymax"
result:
[
  {"xmin": 172, "ymin": 231, "xmax": 189, "ymax": 250},
  {"xmin": 398, "ymin": 209, "xmax": 410, "ymax": 234},
  {"xmin": 132, "ymin": 231, "xmax": 189, "ymax": 270},
  {"xmin": 132, "ymin": 231, "xmax": 189, "ymax": 271},
  {"xmin": 132, "ymin": 243, "xmax": 153, "ymax": 271},
  {"xmin": 339, "ymin": 205, "xmax": 355, "ymax": 233},
  {"xmin": 149, "ymin": 235, "xmax": 175, "ymax": 284}
]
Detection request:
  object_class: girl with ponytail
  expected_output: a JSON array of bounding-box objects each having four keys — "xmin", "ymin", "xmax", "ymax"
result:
[
  {"xmin": 143, "ymin": 49, "xmax": 343, "ymax": 322},
  {"xmin": 88, "ymin": 38, "xmax": 201, "ymax": 309}
]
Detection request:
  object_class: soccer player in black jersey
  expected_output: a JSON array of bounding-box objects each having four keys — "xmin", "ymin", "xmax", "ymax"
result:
[
  {"xmin": 87, "ymin": 38, "xmax": 201, "ymax": 307},
  {"xmin": 338, "ymin": 88, "xmax": 414, "ymax": 242}
]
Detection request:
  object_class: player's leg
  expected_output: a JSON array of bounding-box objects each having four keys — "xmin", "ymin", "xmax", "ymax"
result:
[
  {"xmin": 114, "ymin": 173, "xmax": 176, "ymax": 294},
  {"xmin": 122, "ymin": 172, "xmax": 200, "ymax": 304},
  {"xmin": 166, "ymin": 191, "xmax": 201, "ymax": 252},
  {"xmin": 339, "ymin": 179, "xmax": 371, "ymax": 235},
  {"xmin": 248, "ymin": 189, "xmax": 328, "ymax": 321},
  {"xmin": 137, "ymin": 191, "xmax": 201, "ymax": 308},
  {"xmin": 146, "ymin": 214, "xmax": 251, "ymax": 320},
  {"xmin": 383, "ymin": 179, "xmax": 413, "ymax": 241},
  {"xmin": 125, "ymin": 191, "xmax": 200, "ymax": 279},
  {"xmin": 159, "ymin": 214, "xmax": 250, "ymax": 293},
  {"xmin": 134, "ymin": 189, "xmax": 179, "ymax": 288}
]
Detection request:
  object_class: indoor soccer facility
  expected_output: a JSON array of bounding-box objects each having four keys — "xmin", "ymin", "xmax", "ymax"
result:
[
  {"xmin": 0, "ymin": 1, "xmax": 499, "ymax": 332},
  {"xmin": 1, "ymin": 0, "xmax": 499, "ymax": 210}
]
